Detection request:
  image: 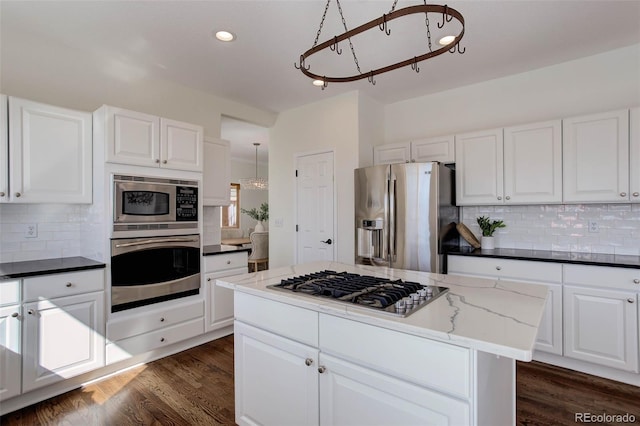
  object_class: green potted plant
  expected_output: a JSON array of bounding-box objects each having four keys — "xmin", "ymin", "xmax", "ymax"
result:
[
  {"xmin": 476, "ymin": 216, "xmax": 506, "ymax": 249},
  {"xmin": 242, "ymin": 202, "xmax": 269, "ymax": 232}
]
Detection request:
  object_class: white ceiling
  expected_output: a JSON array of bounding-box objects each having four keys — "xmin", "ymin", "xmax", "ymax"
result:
[{"xmin": 2, "ymin": 0, "xmax": 640, "ymax": 161}]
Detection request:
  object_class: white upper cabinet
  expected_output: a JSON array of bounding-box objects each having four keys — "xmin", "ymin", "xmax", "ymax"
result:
[
  {"xmin": 203, "ymin": 137, "xmax": 231, "ymax": 206},
  {"xmin": 563, "ymin": 109, "xmax": 629, "ymax": 203},
  {"xmin": 503, "ymin": 120, "xmax": 562, "ymax": 204},
  {"xmin": 630, "ymin": 107, "xmax": 640, "ymax": 202},
  {"xmin": 96, "ymin": 105, "xmax": 203, "ymax": 172},
  {"xmin": 0, "ymin": 95, "xmax": 7, "ymax": 202},
  {"xmin": 374, "ymin": 141, "xmax": 411, "ymax": 164},
  {"xmin": 374, "ymin": 136, "xmax": 454, "ymax": 165},
  {"xmin": 455, "ymin": 128, "xmax": 504, "ymax": 205},
  {"xmin": 5, "ymin": 97, "xmax": 92, "ymax": 204}
]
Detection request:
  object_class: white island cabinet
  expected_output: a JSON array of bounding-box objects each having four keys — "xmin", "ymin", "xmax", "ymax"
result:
[{"xmin": 220, "ymin": 261, "xmax": 548, "ymax": 426}]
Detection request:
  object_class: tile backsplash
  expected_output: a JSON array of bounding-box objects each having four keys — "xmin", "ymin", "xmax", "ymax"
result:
[{"xmin": 461, "ymin": 204, "xmax": 640, "ymax": 255}]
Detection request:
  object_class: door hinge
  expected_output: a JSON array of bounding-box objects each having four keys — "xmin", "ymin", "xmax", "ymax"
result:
[
  {"xmin": 295, "ymin": 170, "xmax": 298, "ymax": 177},
  {"xmin": 296, "ymin": 225, "xmax": 299, "ymax": 232}
]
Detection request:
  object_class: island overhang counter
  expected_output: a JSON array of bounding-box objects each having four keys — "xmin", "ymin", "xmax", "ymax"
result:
[{"xmin": 217, "ymin": 261, "xmax": 549, "ymax": 426}]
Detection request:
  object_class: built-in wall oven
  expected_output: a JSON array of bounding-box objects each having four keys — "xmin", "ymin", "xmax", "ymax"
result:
[{"xmin": 110, "ymin": 234, "xmax": 201, "ymax": 312}]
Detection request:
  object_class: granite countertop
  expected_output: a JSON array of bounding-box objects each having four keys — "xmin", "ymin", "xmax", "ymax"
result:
[
  {"xmin": 203, "ymin": 244, "xmax": 251, "ymax": 256},
  {"xmin": 0, "ymin": 256, "xmax": 106, "ymax": 280},
  {"xmin": 447, "ymin": 247, "xmax": 640, "ymax": 269},
  {"xmin": 217, "ymin": 261, "xmax": 548, "ymax": 362}
]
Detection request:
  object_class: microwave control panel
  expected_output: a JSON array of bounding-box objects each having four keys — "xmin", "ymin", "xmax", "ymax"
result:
[{"xmin": 176, "ymin": 186, "xmax": 198, "ymax": 221}]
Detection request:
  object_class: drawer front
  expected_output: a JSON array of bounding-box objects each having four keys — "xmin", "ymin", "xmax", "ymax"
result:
[
  {"xmin": 23, "ymin": 269, "xmax": 104, "ymax": 301},
  {"xmin": 448, "ymin": 256, "xmax": 562, "ymax": 283},
  {"xmin": 0, "ymin": 280, "xmax": 20, "ymax": 306},
  {"xmin": 205, "ymin": 252, "xmax": 248, "ymax": 272},
  {"xmin": 235, "ymin": 292, "xmax": 318, "ymax": 347},
  {"xmin": 106, "ymin": 318, "xmax": 204, "ymax": 364},
  {"xmin": 564, "ymin": 264, "xmax": 640, "ymax": 291},
  {"xmin": 319, "ymin": 314, "xmax": 471, "ymax": 399},
  {"xmin": 107, "ymin": 298, "xmax": 204, "ymax": 341}
]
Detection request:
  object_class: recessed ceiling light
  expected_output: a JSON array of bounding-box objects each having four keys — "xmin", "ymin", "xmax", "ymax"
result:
[
  {"xmin": 439, "ymin": 35, "xmax": 456, "ymax": 46},
  {"xmin": 215, "ymin": 31, "xmax": 235, "ymax": 42},
  {"xmin": 312, "ymin": 79, "xmax": 325, "ymax": 87}
]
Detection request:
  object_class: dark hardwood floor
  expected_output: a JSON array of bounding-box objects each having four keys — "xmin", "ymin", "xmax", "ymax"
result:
[{"xmin": 2, "ymin": 335, "xmax": 639, "ymax": 425}]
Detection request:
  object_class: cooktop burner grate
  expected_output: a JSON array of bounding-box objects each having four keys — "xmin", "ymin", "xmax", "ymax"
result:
[{"xmin": 269, "ymin": 270, "xmax": 448, "ymax": 317}]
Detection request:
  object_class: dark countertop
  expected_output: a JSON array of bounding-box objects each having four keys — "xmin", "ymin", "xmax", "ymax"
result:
[
  {"xmin": 447, "ymin": 247, "xmax": 640, "ymax": 269},
  {"xmin": 0, "ymin": 256, "xmax": 106, "ymax": 280},
  {"xmin": 203, "ymin": 244, "xmax": 251, "ymax": 256}
]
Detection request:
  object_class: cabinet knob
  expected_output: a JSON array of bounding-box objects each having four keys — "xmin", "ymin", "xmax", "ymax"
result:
[
  {"xmin": 318, "ymin": 366, "xmax": 326, "ymax": 374},
  {"xmin": 15, "ymin": 192, "xmax": 21, "ymax": 197},
  {"xmin": 497, "ymin": 196, "xmax": 502, "ymax": 200},
  {"xmin": 160, "ymin": 337, "xmax": 165, "ymax": 342},
  {"xmin": 207, "ymin": 277, "xmax": 212, "ymax": 282},
  {"xmin": 633, "ymin": 279, "xmax": 639, "ymax": 284},
  {"xmin": 162, "ymin": 160, "xmax": 168, "ymax": 164},
  {"xmin": 620, "ymin": 192, "xmax": 627, "ymax": 197},
  {"xmin": 627, "ymin": 298, "xmax": 635, "ymax": 304},
  {"xmin": 66, "ymin": 282, "xmax": 73, "ymax": 287},
  {"xmin": 0, "ymin": 192, "xmax": 5, "ymax": 197},
  {"xmin": 226, "ymin": 260, "xmax": 231, "ymax": 264},
  {"xmin": 633, "ymin": 192, "xmax": 639, "ymax": 197},
  {"xmin": 11, "ymin": 312, "xmax": 19, "ymax": 318},
  {"xmin": 27, "ymin": 309, "xmax": 35, "ymax": 315},
  {"xmin": 160, "ymin": 317, "xmax": 165, "ymax": 322},
  {"xmin": 505, "ymin": 196, "xmax": 511, "ymax": 200},
  {"xmin": 305, "ymin": 358, "xmax": 313, "ymax": 366},
  {"xmin": 496, "ymin": 266, "xmax": 502, "ymax": 271},
  {"xmin": 155, "ymin": 159, "xmax": 160, "ymax": 163}
]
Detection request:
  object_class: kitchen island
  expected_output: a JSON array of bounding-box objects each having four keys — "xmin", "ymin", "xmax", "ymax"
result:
[{"xmin": 217, "ymin": 261, "xmax": 548, "ymax": 426}]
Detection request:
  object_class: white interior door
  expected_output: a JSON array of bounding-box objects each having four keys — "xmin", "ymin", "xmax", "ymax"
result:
[{"xmin": 296, "ymin": 151, "xmax": 335, "ymax": 264}]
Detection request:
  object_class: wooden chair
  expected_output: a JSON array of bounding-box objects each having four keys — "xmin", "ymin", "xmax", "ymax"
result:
[{"xmin": 248, "ymin": 231, "xmax": 269, "ymax": 272}]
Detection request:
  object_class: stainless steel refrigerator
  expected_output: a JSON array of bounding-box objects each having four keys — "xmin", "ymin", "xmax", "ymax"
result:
[{"xmin": 354, "ymin": 162, "xmax": 459, "ymax": 273}]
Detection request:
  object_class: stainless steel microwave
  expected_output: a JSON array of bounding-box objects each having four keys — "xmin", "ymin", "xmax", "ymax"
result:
[{"xmin": 113, "ymin": 174, "xmax": 198, "ymax": 233}]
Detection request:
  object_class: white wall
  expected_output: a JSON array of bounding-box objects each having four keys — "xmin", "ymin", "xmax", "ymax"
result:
[
  {"xmin": 383, "ymin": 44, "xmax": 640, "ymax": 255},
  {"xmin": 269, "ymin": 91, "xmax": 361, "ymax": 267}
]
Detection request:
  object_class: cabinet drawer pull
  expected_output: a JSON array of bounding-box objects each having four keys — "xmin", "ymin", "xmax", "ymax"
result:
[
  {"xmin": 11, "ymin": 312, "xmax": 19, "ymax": 318},
  {"xmin": 620, "ymin": 192, "xmax": 627, "ymax": 197},
  {"xmin": 318, "ymin": 366, "xmax": 326, "ymax": 373},
  {"xmin": 627, "ymin": 298, "xmax": 635, "ymax": 304},
  {"xmin": 634, "ymin": 279, "xmax": 639, "ymax": 284},
  {"xmin": 160, "ymin": 337, "xmax": 165, "ymax": 342},
  {"xmin": 305, "ymin": 358, "xmax": 313, "ymax": 366},
  {"xmin": 66, "ymin": 282, "xmax": 73, "ymax": 287},
  {"xmin": 27, "ymin": 309, "xmax": 35, "ymax": 315},
  {"xmin": 496, "ymin": 266, "xmax": 502, "ymax": 271}
]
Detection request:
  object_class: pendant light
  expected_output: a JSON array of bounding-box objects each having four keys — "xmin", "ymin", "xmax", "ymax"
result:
[{"xmin": 239, "ymin": 143, "xmax": 268, "ymax": 190}]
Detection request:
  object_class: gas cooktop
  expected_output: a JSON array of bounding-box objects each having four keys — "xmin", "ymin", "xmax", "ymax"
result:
[{"xmin": 268, "ymin": 270, "xmax": 448, "ymax": 318}]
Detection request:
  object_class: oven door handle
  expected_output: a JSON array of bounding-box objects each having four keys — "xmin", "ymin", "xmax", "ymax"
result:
[{"xmin": 114, "ymin": 237, "xmax": 199, "ymax": 248}]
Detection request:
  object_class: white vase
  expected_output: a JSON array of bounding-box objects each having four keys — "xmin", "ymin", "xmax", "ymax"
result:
[
  {"xmin": 481, "ymin": 236, "xmax": 495, "ymax": 250},
  {"xmin": 254, "ymin": 221, "xmax": 265, "ymax": 232}
]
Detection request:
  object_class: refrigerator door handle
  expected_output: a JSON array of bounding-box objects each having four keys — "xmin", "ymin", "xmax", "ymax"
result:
[{"xmin": 389, "ymin": 177, "xmax": 397, "ymax": 262}]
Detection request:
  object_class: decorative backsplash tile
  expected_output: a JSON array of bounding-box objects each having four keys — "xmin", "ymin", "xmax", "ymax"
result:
[{"xmin": 461, "ymin": 204, "xmax": 640, "ymax": 255}]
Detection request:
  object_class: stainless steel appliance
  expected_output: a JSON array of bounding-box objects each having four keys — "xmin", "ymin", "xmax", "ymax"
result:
[
  {"xmin": 110, "ymin": 234, "xmax": 201, "ymax": 312},
  {"xmin": 355, "ymin": 162, "xmax": 458, "ymax": 273},
  {"xmin": 268, "ymin": 270, "xmax": 448, "ymax": 317},
  {"xmin": 113, "ymin": 174, "xmax": 198, "ymax": 234}
]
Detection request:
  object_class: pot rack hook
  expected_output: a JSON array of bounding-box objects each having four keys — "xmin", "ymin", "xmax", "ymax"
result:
[
  {"xmin": 449, "ymin": 43, "xmax": 465, "ymax": 54},
  {"xmin": 379, "ymin": 14, "xmax": 391, "ymax": 36},
  {"xmin": 437, "ymin": 5, "xmax": 452, "ymax": 29},
  {"xmin": 329, "ymin": 36, "xmax": 342, "ymax": 55},
  {"xmin": 294, "ymin": 55, "xmax": 310, "ymax": 71},
  {"xmin": 321, "ymin": 78, "xmax": 328, "ymax": 91},
  {"xmin": 368, "ymin": 71, "xmax": 376, "ymax": 85},
  {"xmin": 411, "ymin": 57, "xmax": 420, "ymax": 73}
]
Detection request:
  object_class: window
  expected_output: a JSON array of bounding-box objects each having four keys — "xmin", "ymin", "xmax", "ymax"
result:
[{"xmin": 221, "ymin": 183, "xmax": 240, "ymax": 228}]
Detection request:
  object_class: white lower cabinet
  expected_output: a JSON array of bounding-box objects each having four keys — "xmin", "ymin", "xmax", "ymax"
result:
[
  {"xmin": 447, "ymin": 255, "xmax": 563, "ymax": 355},
  {"xmin": 0, "ymin": 280, "xmax": 21, "ymax": 401},
  {"xmin": 234, "ymin": 292, "xmax": 484, "ymax": 426},
  {"xmin": 205, "ymin": 252, "xmax": 248, "ymax": 332}
]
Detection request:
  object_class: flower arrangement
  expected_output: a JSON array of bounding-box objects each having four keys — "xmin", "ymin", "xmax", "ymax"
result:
[
  {"xmin": 476, "ymin": 216, "xmax": 506, "ymax": 237},
  {"xmin": 241, "ymin": 202, "xmax": 269, "ymax": 222}
]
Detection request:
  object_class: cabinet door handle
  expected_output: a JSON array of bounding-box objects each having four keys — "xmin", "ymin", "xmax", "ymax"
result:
[
  {"xmin": 66, "ymin": 282, "xmax": 73, "ymax": 287},
  {"xmin": 318, "ymin": 366, "xmax": 326, "ymax": 373},
  {"xmin": 11, "ymin": 312, "xmax": 19, "ymax": 318},
  {"xmin": 620, "ymin": 192, "xmax": 627, "ymax": 197},
  {"xmin": 15, "ymin": 192, "xmax": 21, "ymax": 198},
  {"xmin": 627, "ymin": 298, "xmax": 635, "ymax": 304},
  {"xmin": 305, "ymin": 358, "xmax": 313, "ymax": 366},
  {"xmin": 27, "ymin": 309, "xmax": 35, "ymax": 315}
]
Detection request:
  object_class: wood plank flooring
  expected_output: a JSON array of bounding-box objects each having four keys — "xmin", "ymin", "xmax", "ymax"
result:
[{"xmin": 2, "ymin": 334, "xmax": 639, "ymax": 425}]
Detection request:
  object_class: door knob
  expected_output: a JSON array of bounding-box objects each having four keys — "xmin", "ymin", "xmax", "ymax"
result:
[{"xmin": 321, "ymin": 239, "xmax": 332, "ymax": 245}]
